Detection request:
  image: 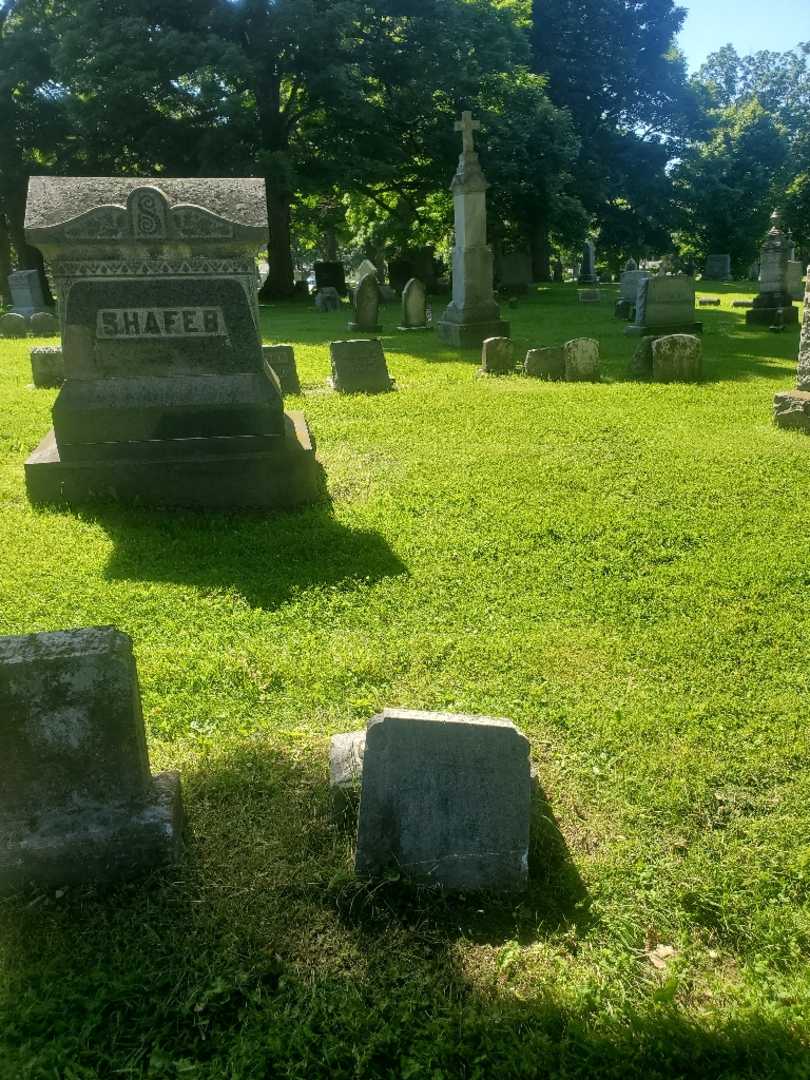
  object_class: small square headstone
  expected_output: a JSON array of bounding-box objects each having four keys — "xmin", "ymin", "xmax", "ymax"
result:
[
  {"xmin": 30, "ymin": 345, "xmax": 64, "ymax": 388},
  {"xmin": 332, "ymin": 708, "xmax": 531, "ymax": 891},
  {"xmin": 524, "ymin": 346, "xmax": 565, "ymax": 380},
  {"xmin": 7, "ymin": 269, "xmax": 46, "ymax": 317},
  {"xmin": 329, "ymin": 339, "xmax": 393, "ymax": 393},
  {"xmin": 651, "ymin": 334, "xmax": 703, "ymax": 383},
  {"xmin": 0, "ymin": 626, "xmax": 182, "ymax": 891},
  {"xmin": 0, "ymin": 312, "xmax": 28, "ymax": 338},
  {"xmin": 29, "ymin": 311, "xmax": 60, "ymax": 336},
  {"xmin": 564, "ymin": 338, "xmax": 600, "ymax": 382},
  {"xmin": 480, "ymin": 336, "xmax": 514, "ymax": 375}
]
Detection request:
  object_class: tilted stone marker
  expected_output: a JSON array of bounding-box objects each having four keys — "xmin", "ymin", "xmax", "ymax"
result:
[
  {"xmin": 437, "ymin": 112, "xmax": 509, "ymax": 348},
  {"xmin": 398, "ymin": 277, "xmax": 430, "ymax": 330},
  {"xmin": 525, "ymin": 346, "xmax": 565, "ymax": 380},
  {"xmin": 746, "ymin": 212, "xmax": 798, "ymax": 327},
  {"xmin": 29, "ymin": 311, "xmax": 60, "ymax": 336},
  {"xmin": 8, "ymin": 269, "xmax": 47, "ymax": 317},
  {"xmin": 498, "ymin": 250, "xmax": 532, "ymax": 295},
  {"xmin": 626, "ymin": 275, "xmax": 701, "ymax": 337},
  {"xmin": 23, "ymin": 176, "xmax": 319, "ymax": 509},
  {"xmin": 703, "ymin": 254, "xmax": 731, "ymax": 280},
  {"xmin": 30, "ymin": 345, "xmax": 64, "ymax": 388},
  {"xmin": 262, "ymin": 344, "xmax": 301, "ymax": 395},
  {"xmin": 315, "ymin": 286, "xmax": 341, "ymax": 312},
  {"xmin": 564, "ymin": 338, "xmax": 600, "ymax": 382},
  {"xmin": 330, "ymin": 709, "xmax": 531, "ymax": 891},
  {"xmin": 651, "ymin": 335, "xmax": 703, "ymax": 383},
  {"xmin": 577, "ymin": 240, "xmax": 597, "ymax": 284},
  {"xmin": 329, "ymin": 338, "xmax": 393, "ymax": 393},
  {"xmin": 480, "ymin": 336, "xmax": 514, "ymax": 375},
  {"xmin": 0, "ymin": 312, "xmax": 28, "ymax": 338},
  {"xmin": 774, "ymin": 268, "xmax": 810, "ymax": 432},
  {"xmin": 349, "ymin": 272, "xmax": 382, "ymax": 332},
  {"xmin": 0, "ymin": 627, "xmax": 182, "ymax": 892}
]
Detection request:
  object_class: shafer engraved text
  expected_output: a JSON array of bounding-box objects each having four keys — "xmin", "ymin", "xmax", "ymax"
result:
[{"xmin": 96, "ymin": 307, "xmax": 226, "ymax": 339}]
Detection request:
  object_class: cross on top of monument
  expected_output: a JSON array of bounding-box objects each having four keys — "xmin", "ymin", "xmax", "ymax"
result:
[{"xmin": 455, "ymin": 111, "xmax": 481, "ymax": 154}]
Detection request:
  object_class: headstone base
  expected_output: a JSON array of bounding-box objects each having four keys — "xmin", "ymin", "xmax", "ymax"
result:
[
  {"xmin": 437, "ymin": 318, "xmax": 510, "ymax": 349},
  {"xmin": 625, "ymin": 322, "xmax": 702, "ymax": 337},
  {"xmin": 25, "ymin": 412, "xmax": 321, "ymax": 510},
  {"xmin": 0, "ymin": 772, "xmax": 182, "ymax": 893},
  {"xmin": 774, "ymin": 390, "xmax": 810, "ymax": 432},
  {"xmin": 745, "ymin": 306, "xmax": 799, "ymax": 327}
]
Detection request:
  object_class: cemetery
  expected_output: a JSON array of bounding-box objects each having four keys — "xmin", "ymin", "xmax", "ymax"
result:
[{"xmin": 0, "ymin": 1, "xmax": 809, "ymax": 1077}]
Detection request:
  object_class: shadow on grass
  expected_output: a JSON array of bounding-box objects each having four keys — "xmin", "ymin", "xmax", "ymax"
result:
[
  {"xmin": 75, "ymin": 499, "xmax": 408, "ymax": 610},
  {"xmin": 0, "ymin": 742, "xmax": 807, "ymax": 1078}
]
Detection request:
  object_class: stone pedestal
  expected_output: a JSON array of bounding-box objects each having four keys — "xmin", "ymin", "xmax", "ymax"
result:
[
  {"xmin": 438, "ymin": 114, "xmax": 508, "ymax": 348},
  {"xmin": 22, "ymin": 177, "xmax": 320, "ymax": 510}
]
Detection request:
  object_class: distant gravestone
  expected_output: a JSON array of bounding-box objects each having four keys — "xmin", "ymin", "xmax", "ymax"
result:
[
  {"xmin": 747, "ymin": 212, "xmax": 798, "ymax": 327},
  {"xmin": 262, "ymin": 344, "xmax": 301, "ymax": 395},
  {"xmin": 23, "ymin": 176, "xmax": 319, "ymax": 510},
  {"xmin": 564, "ymin": 338, "xmax": 600, "ymax": 382},
  {"xmin": 29, "ymin": 311, "xmax": 60, "ymax": 336},
  {"xmin": 349, "ymin": 272, "xmax": 382, "ymax": 332},
  {"xmin": 0, "ymin": 312, "xmax": 28, "ymax": 338},
  {"xmin": 620, "ymin": 270, "xmax": 650, "ymax": 303},
  {"xmin": 524, "ymin": 346, "xmax": 565, "ymax": 380},
  {"xmin": 331, "ymin": 708, "xmax": 531, "ymax": 891},
  {"xmin": 552, "ymin": 259, "xmax": 564, "ymax": 283},
  {"xmin": 0, "ymin": 627, "xmax": 182, "ymax": 892},
  {"xmin": 8, "ymin": 269, "xmax": 47, "ymax": 317},
  {"xmin": 398, "ymin": 278, "xmax": 430, "ymax": 330},
  {"xmin": 626, "ymin": 276, "xmax": 701, "ymax": 336},
  {"xmin": 329, "ymin": 339, "xmax": 393, "ymax": 393},
  {"xmin": 652, "ymin": 335, "xmax": 703, "ymax": 382},
  {"xmin": 30, "ymin": 345, "xmax": 64, "ymax": 388},
  {"xmin": 732, "ymin": 300, "xmax": 754, "ymax": 309},
  {"xmin": 355, "ymin": 258, "xmax": 379, "ymax": 282},
  {"xmin": 480, "ymin": 336, "xmax": 514, "ymax": 375},
  {"xmin": 578, "ymin": 240, "xmax": 597, "ymax": 284},
  {"xmin": 498, "ymin": 251, "xmax": 532, "ymax": 295},
  {"xmin": 787, "ymin": 261, "xmax": 804, "ymax": 301},
  {"xmin": 774, "ymin": 268, "xmax": 810, "ymax": 432},
  {"xmin": 314, "ymin": 261, "xmax": 347, "ymax": 296},
  {"xmin": 703, "ymin": 254, "xmax": 731, "ymax": 280},
  {"xmin": 315, "ymin": 286, "xmax": 341, "ymax": 312},
  {"xmin": 624, "ymin": 258, "xmax": 638, "ymax": 272}
]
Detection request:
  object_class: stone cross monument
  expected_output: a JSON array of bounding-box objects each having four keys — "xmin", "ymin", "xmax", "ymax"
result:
[{"xmin": 437, "ymin": 113, "xmax": 508, "ymax": 348}]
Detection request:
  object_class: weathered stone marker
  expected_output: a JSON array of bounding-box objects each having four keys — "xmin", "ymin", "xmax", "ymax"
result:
[
  {"xmin": 30, "ymin": 345, "xmax": 64, "ymax": 388},
  {"xmin": 29, "ymin": 311, "xmax": 60, "ymax": 336},
  {"xmin": 262, "ymin": 344, "xmax": 301, "ymax": 395},
  {"xmin": 524, "ymin": 346, "xmax": 565, "ymax": 380},
  {"xmin": 564, "ymin": 338, "xmax": 600, "ymax": 382},
  {"xmin": 774, "ymin": 268, "xmax": 810, "ymax": 432},
  {"xmin": 747, "ymin": 212, "xmax": 798, "ymax": 327},
  {"xmin": 398, "ymin": 278, "xmax": 430, "ymax": 330},
  {"xmin": 626, "ymin": 275, "xmax": 701, "ymax": 337},
  {"xmin": 349, "ymin": 271, "xmax": 382, "ymax": 332},
  {"xmin": 651, "ymin": 334, "xmax": 703, "ymax": 382},
  {"xmin": 437, "ymin": 112, "xmax": 509, "ymax": 347},
  {"xmin": 8, "ymin": 269, "xmax": 47, "ymax": 317},
  {"xmin": 315, "ymin": 286, "xmax": 341, "ymax": 312},
  {"xmin": 329, "ymin": 339, "xmax": 393, "ymax": 393},
  {"xmin": 23, "ymin": 176, "xmax": 320, "ymax": 509},
  {"xmin": 0, "ymin": 312, "xmax": 28, "ymax": 338},
  {"xmin": 480, "ymin": 336, "xmax": 514, "ymax": 375},
  {"xmin": 0, "ymin": 627, "xmax": 182, "ymax": 892},
  {"xmin": 330, "ymin": 708, "xmax": 531, "ymax": 891}
]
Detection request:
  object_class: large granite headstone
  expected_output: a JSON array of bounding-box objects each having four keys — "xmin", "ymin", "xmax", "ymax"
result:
[
  {"xmin": 498, "ymin": 251, "xmax": 532, "ymax": 295},
  {"xmin": 329, "ymin": 339, "xmax": 393, "ymax": 393},
  {"xmin": 577, "ymin": 240, "xmax": 597, "ymax": 284},
  {"xmin": 349, "ymin": 272, "xmax": 382, "ymax": 332},
  {"xmin": 437, "ymin": 113, "xmax": 509, "ymax": 347},
  {"xmin": 314, "ymin": 261, "xmax": 347, "ymax": 296},
  {"xmin": 23, "ymin": 176, "xmax": 319, "ymax": 509},
  {"xmin": 787, "ymin": 261, "xmax": 804, "ymax": 301},
  {"xmin": 626, "ymin": 275, "xmax": 701, "ymax": 336},
  {"xmin": 703, "ymin": 254, "xmax": 731, "ymax": 280},
  {"xmin": 398, "ymin": 278, "xmax": 429, "ymax": 330},
  {"xmin": 331, "ymin": 708, "xmax": 531, "ymax": 891},
  {"xmin": 0, "ymin": 627, "xmax": 182, "ymax": 892},
  {"xmin": 8, "ymin": 269, "xmax": 47, "ymax": 317},
  {"xmin": 747, "ymin": 211, "xmax": 798, "ymax": 327},
  {"xmin": 774, "ymin": 268, "xmax": 810, "ymax": 431}
]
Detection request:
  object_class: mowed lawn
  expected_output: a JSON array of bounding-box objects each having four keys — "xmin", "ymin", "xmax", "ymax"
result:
[{"xmin": 0, "ymin": 283, "xmax": 809, "ymax": 1078}]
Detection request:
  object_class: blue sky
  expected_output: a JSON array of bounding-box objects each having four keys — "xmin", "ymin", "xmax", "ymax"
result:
[{"xmin": 677, "ymin": 0, "xmax": 809, "ymax": 70}]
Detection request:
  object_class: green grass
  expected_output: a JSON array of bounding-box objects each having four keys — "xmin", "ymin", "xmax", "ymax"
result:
[{"xmin": 1, "ymin": 283, "xmax": 809, "ymax": 1078}]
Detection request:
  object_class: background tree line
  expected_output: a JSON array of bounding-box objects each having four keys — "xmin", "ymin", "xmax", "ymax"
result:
[{"xmin": 0, "ymin": 0, "xmax": 808, "ymax": 305}]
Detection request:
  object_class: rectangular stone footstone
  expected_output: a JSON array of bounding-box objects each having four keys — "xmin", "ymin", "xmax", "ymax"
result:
[
  {"xmin": 30, "ymin": 345, "xmax": 64, "ymax": 388},
  {"xmin": 0, "ymin": 627, "xmax": 182, "ymax": 892},
  {"xmin": 329, "ymin": 339, "xmax": 393, "ymax": 393},
  {"xmin": 331, "ymin": 708, "xmax": 531, "ymax": 891},
  {"xmin": 774, "ymin": 390, "xmax": 810, "ymax": 432}
]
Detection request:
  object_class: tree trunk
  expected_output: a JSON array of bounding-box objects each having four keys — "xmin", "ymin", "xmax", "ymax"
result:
[
  {"xmin": 322, "ymin": 226, "xmax": 338, "ymax": 261},
  {"xmin": 259, "ymin": 182, "xmax": 295, "ymax": 301},
  {"xmin": 0, "ymin": 211, "xmax": 10, "ymax": 306},
  {"xmin": 530, "ymin": 217, "xmax": 551, "ymax": 282}
]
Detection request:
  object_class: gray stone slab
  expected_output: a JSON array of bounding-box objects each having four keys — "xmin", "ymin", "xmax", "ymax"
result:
[
  {"xmin": 29, "ymin": 311, "xmax": 59, "ymax": 336},
  {"xmin": 652, "ymin": 334, "xmax": 703, "ymax": 383},
  {"xmin": 329, "ymin": 339, "xmax": 393, "ymax": 394},
  {"xmin": 30, "ymin": 345, "xmax": 64, "ymax": 388},
  {"xmin": 774, "ymin": 390, "xmax": 810, "ymax": 431},
  {"xmin": 564, "ymin": 338, "xmax": 600, "ymax": 382},
  {"xmin": 620, "ymin": 270, "xmax": 649, "ymax": 303},
  {"xmin": 399, "ymin": 278, "xmax": 429, "ymax": 330},
  {"xmin": 626, "ymin": 275, "xmax": 701, "ymax": 336},
  {"xmin": 329, "ymin": 729, "xmax": 365, "ymax": 817},
  {"xmin": 353, "ymin": 708, "xmax": 531, "ymax": 891},
  {"xmin": 315, "ymin": 287, "xmax": 341, "ymax": 312},
  {"xmin": 8, "ymin": 269, "xmax": 46, "ymax": 318},
  {"xmin": 0, "ymin": 626, "xmax": 182, "ymax": 892},
  {"xmin": 349, "ymin": 272, "xmax": 382, "ymax": 332},
  {"xmin": 524, "ymin": 346, "xmax": 564, "ymax": 380},
  {"xmin": 0, "ymin": 312, "xmax": 28, "ymax": 338},
  {"xmin": 480, "ymin": 336, "xmax": 514, "ymax": 375},
  {"xmin": 262, "ymin": 344, "xmax": 301, "ymax": 395}
]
